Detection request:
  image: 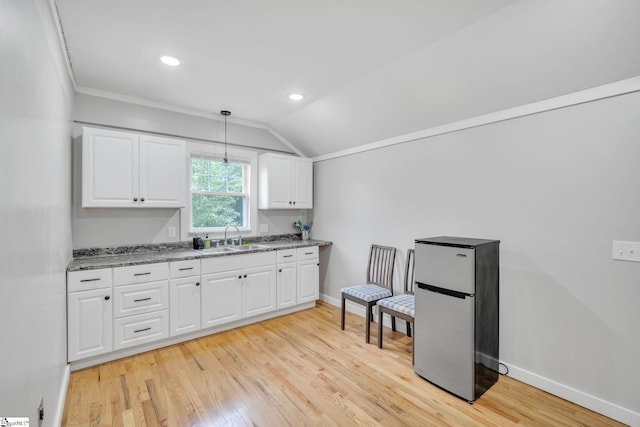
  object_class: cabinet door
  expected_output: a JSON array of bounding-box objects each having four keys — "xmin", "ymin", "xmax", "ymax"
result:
[
  {"xmin": 291, "ymin": 157, "xmax": 313, "ymax": 208},
  {"xmin": 243, "ymin": 265, "xmax": 277, "ymax": 317},
  {"xmin": 139, "ymin": 135, "xmax": 186, "ymax": 207},
  {"xmin": 82, "ymin": 127, "xmax": 139, "ymax": 207},
  {"xmin": 277, "ymin": 262, "xmax": 297, "ymax": 309},
  {"xmin": 297, "ymin": 258, "xmax": 319, "ymax": 303},
  {"xmin": 68, "ymin": 288, "xmax": 113, "ymax": 361},
  {"xmin": 266, "ymin": 155, "xmax": 292, "ymax": 208},
  {"xmin": 169, "ymin": 276, "xmax": 201, "ymax": 336},
  {"xmin": 201, "ymin": 270, "xmax": 242, "ymax": 327}
]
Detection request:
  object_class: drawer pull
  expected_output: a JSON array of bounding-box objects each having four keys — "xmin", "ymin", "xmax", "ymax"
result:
[
  {"xmin": 178, "ymin": 267, "xmax": 194, "ymax": 271},
  {"xmin": 283, "ymin": 255, "xmax": 293, "ymax": 258},
  {"xmin": 134, "ymin": 327, "xmax": 151, "ymax": 333},
  {"xmin": 134, "ymin": 297, "xmax": 151, "ymax": 302},
  {"xmin": 134, "ymin": 272, "xmax": 151, "ymax": 276},
  {"xmin": 304, "ymin": 252, "xmax": 314, "ymax": 255},
  {"xmin": 456, "ymin": 253, "xmax": 467, "ymax": 258},
  {"xmin": 80, "ymin": 278, "xmax": 100, "ymax": 283}
]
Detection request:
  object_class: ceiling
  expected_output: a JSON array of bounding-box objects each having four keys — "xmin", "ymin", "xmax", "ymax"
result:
[{"xmin": 55, "ymin": 0, "xmax": 640, "ymax": 158}]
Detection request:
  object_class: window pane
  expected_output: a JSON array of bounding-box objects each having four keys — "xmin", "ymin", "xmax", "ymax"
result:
[
  {"xmin": 192, "ymin": 194, "xmax": 246, "ymax": 228},
  {"xmin": 191, "ymin": 159, "xmax": 245, "ymax": 192}
]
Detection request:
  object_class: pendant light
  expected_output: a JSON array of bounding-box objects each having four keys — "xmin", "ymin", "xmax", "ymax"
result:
[{"xmin": 220, "ymin": 110, "xmax": 231, "ymax": 163}]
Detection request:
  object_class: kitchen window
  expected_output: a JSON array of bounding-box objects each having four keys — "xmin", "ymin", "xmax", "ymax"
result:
[
  {"xmin": 183, "ymin": 143, "xmax": 258, "ymax": 237},
  {"xmin": 191, "ymin": 157, "xmax": 248, "ymax": 230}
]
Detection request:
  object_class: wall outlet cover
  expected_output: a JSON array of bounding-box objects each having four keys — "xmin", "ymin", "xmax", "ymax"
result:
[{"xmin": 612, "ymin": 240, "xmax": 640, "ymax": 262}]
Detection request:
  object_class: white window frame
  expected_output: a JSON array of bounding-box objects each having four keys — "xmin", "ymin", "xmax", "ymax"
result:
[{"xmin": 181, "ymin": 141, "xmax": 258, "ymax": 240}]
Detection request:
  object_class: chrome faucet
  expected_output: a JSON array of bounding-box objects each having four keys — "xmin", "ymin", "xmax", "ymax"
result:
[{"xmin": 224, "ymin": 225, "xmax": 242, "ymax": 246}]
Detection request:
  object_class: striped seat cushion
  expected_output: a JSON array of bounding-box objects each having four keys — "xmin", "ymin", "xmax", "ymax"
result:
[
  {"xmin": 341, "ymin": 284, "xmax": 392, "ymax": 302},
  {"xmin": 377, "ymin": 294, "xmax": 415, "ymax": 317}
]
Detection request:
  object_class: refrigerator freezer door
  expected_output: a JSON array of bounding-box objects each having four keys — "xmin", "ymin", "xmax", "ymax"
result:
[
  {"xmin": 415, "ymin": 243, "xmax": 475, "ymax": 294},
  {"xmin": 414, "ymin": 285, "xmax": 475, "ymax": 401}
]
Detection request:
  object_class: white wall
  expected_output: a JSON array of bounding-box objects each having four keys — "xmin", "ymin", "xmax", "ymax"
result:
[
  {"xmin": 0, "ymin": 0, "xmax": 74, "ymax": 425},
  {"xmin": 71, "ymin": 94, "xmax": 309, "ymax": 248},
  {"xmin": 312, "ymin": 91, "xmax": 640, "ymax": 425}
]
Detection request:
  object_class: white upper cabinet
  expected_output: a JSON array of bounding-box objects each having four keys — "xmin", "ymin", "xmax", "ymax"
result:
[
  {"xmin": 258, "ymin": 153, "xmax": 312, "ymax": 209},
  {"xmin": 82, "ymin": 126, "xmax": 186, "ymax": 208}
]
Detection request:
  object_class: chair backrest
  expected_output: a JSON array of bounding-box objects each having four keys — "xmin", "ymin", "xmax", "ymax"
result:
[
  {"xmin": 366, "ymin": 244, "xmax": 396, "ymax": 291},
  {"xmin": 404, "ymin": 249, "xmax": 416, "ymax": 295}
]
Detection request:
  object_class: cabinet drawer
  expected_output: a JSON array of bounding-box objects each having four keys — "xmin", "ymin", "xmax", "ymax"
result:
[
  {"xmin": 415, "ymin": 244, "xmax": 475, "ymax": 294},
  {"xmin": 113, "ymin": 310, "xmax": 169, "ymax": 350},
  {"xmin": 113, "ymin": 280, "xmax": 169, "ymax": 318},
  {"xmin": 170, "ymin": 259, "xmax": 200, "ymax": 278},
  {"xmin": 201, "ymin": 251, "xmax": 276, "ymax": 274},
  {"xmin": 113, "ymin": 262, "xmax": 169, "ymax": 286},
  {"xmin": 296, "ymin": 246, "xmax": 318, "ymax": 260},
  {"xmin": 67, "ymin": 268, "xmax": 112, "ymax": 292},
  {"xmin": 277, "ymin": 249, "xmax": 297, "ymax": 264}
]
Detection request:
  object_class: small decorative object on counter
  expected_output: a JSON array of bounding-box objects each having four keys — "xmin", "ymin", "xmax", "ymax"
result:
[
  {"xmin": 294, "ymin": 220, "xmax": 311, "ymax": 240},
  {"xmin": 204, "ymin": 234, "xmax": 211, "ymax": 248}
]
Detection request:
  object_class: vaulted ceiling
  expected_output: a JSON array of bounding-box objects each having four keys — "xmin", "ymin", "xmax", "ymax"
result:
[{"xmin": 55, "ymin": 0, "xmax": 640, "ymax": 158}]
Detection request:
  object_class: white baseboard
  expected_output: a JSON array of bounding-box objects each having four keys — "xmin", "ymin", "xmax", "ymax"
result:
[
  {"xmin": 54, "ymin": 364, "xmax": 70, "ymax": 427},
  {"xmin": 505, "ymin": 363, "xmax": 639, "ymax": 427},
  {"xmin": 321, "ymin": 293, "xmax": 638, "ymax": 426}
]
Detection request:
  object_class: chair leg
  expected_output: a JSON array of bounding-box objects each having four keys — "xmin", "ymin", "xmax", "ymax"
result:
[
  {"xmin": 391, "ymin": 316, "xmax": 396, "ymax": 332},
  {"xmin": 365, "ymin": 303, "xmax": 372, "ymax": 343},
  {"xmin": 340, "ymin": 295, "xmax": 345, "ymax": 330},
  {"xmin": 406, "ymin": 320, "xmax": 412, "ymax": 337},
  {"xmin": 378, "ymin": 310, "xmax": 384, "ymax": 349}
]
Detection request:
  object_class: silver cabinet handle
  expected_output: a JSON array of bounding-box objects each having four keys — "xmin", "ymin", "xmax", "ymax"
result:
[
  {"xmin": 80, "ymin": 278, "xmax": 100, "ymax": 283},
  {"xmin": 179, "ymin": 267, "xmax": 193, "ymax": 271},
  {"xmin": 134, "ymin": 327, "xmax": 151, "ymax": 333},
  {"xmin": 133, "ymin": 297, "xmax": 151, "ymax": 302},
  {"xmin": 134, "ymin": 272, "xmax": 151, "ymax": 276}
]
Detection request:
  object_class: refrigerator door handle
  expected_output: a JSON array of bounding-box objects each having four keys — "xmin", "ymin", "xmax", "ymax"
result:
[{"xmin": 416, "ymin": 282, "xmax": 469, "ymax": 299}]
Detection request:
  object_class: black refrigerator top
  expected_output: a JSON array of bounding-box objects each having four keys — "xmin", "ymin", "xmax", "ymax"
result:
[{"xmin": 415, "ymin": 236, "xmax": 500, "ymax": 248}]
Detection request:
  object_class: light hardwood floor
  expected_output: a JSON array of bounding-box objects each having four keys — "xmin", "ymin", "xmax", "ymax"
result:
[{"xmin": 62, "ymin": 301, "xmax": 623, "ymax": 426}]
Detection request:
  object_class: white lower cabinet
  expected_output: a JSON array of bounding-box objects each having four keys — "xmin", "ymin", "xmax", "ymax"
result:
[
  {"xmin": 243, "ymin": 265, "xmax": 277, "ymax": 317},
  {"xmin": 113, "ymin": 310, "xmax": 169, "ymax": 350},
  {"xmin": 67, "ymin": 246, "xmax": 321, "ymax": 365},
  {"xmin": 201, "ymin": 251, "xmax": 277, "ymax": 326},
  {"xmin": 112, "ymin": 263, "xmax": 169, "ymax": 350},
  {"xmin": 277, "ymin": 249, "xmax": 297, "ymax": 309},
  {"xmin": 169, "ymin": 259, "xmax": 201, "ymax": 337},
  {"xmin": 297, "ymin": 256, "xmax": 319, "ymax": 303},
  {"xmin": 201, "ymin": 270, "xmax": 243, "ymax": 328},
  {"xmin": 67, "ymin": 287, "xmax": 113, "ymax": 362},
  {"xmin": 169, "ymin": 276, "xmax": 201, "ymax": 336}
]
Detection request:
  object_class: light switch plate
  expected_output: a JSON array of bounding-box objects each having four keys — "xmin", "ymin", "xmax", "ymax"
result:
[
  {"xmin": 260, "ymin": 224, "xmax": 269, "ymax": 233},
  {"xmin": 168, "ymin": 226, "xmax": 177, "ymax": 238},
  {"xmin": 612, "ymin": 240, "xmax": 640, "ymax": 262}
]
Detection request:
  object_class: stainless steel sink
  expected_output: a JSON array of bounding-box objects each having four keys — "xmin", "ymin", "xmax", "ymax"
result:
[
  {"xmin": 196, "ymin": 244, "xmax": 270, "ymax": 254},
  {"xmin": 196, "ymin": 246, "xmax": 241, "ymax": 254}
]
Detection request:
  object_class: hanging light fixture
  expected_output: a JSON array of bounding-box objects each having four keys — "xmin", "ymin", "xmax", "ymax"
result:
[{"xmin": 220, "ymin": 110, "xmax": 231, "ymax": 163}]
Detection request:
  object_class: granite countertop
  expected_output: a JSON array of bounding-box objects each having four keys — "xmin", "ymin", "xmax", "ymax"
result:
[{"xmin": 68, "ymin": 236, "xmax": 331, "ymax": 272}]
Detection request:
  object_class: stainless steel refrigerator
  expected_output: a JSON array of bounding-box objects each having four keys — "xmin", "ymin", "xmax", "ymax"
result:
[{"xmin": 414, "ymin": 236, "xmax": 500, "ymax": 402}]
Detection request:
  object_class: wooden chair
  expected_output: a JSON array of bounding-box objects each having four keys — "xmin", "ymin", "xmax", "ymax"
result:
[
  {"xmin": 341, "ymin": 244, "xmax": 396, "ymax": 343},
  {"xmin": 378, "ymin": 249, "xmax": 415, "ymax": 363}
]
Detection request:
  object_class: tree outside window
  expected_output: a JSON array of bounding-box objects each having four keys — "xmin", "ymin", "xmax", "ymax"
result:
[{"xmin": 191, "ymin": 158, "xmax": 248, "ymax": 229}]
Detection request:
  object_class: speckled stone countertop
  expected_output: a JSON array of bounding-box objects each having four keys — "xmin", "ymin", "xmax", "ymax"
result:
[{"xmin": 67, "ymin": 234, "xmax": 331, "ymax": 272}]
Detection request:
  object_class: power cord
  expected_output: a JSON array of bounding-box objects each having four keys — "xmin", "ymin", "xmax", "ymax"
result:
[{"xmin": 498, "ymin": 362, "xmax": 509, "ymax": 376}]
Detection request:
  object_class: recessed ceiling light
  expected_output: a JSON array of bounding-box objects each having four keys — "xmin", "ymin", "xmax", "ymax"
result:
[
  {"xmin": 288, "ymin": 93, "xmax": 304, "ymax": 101},
  {"xmin": 160, "ymin": 56, "xmax": 180, "ymax": 66}
]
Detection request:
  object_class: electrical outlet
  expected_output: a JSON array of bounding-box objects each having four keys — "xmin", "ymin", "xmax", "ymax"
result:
[
  {"xmin": 612, "ymin": 240, "xmax": 640, "ymax": 262},
  {"xmin": 38, "ymin": 397, "xmax": 44, "ymax": 427},
  {"xmin": 168, "ymin": 226, "xmax": 176, "ymax": 238},
  {"xmin": 260, "ymin": 224, "xmax": 268, "ymax": 233}
]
